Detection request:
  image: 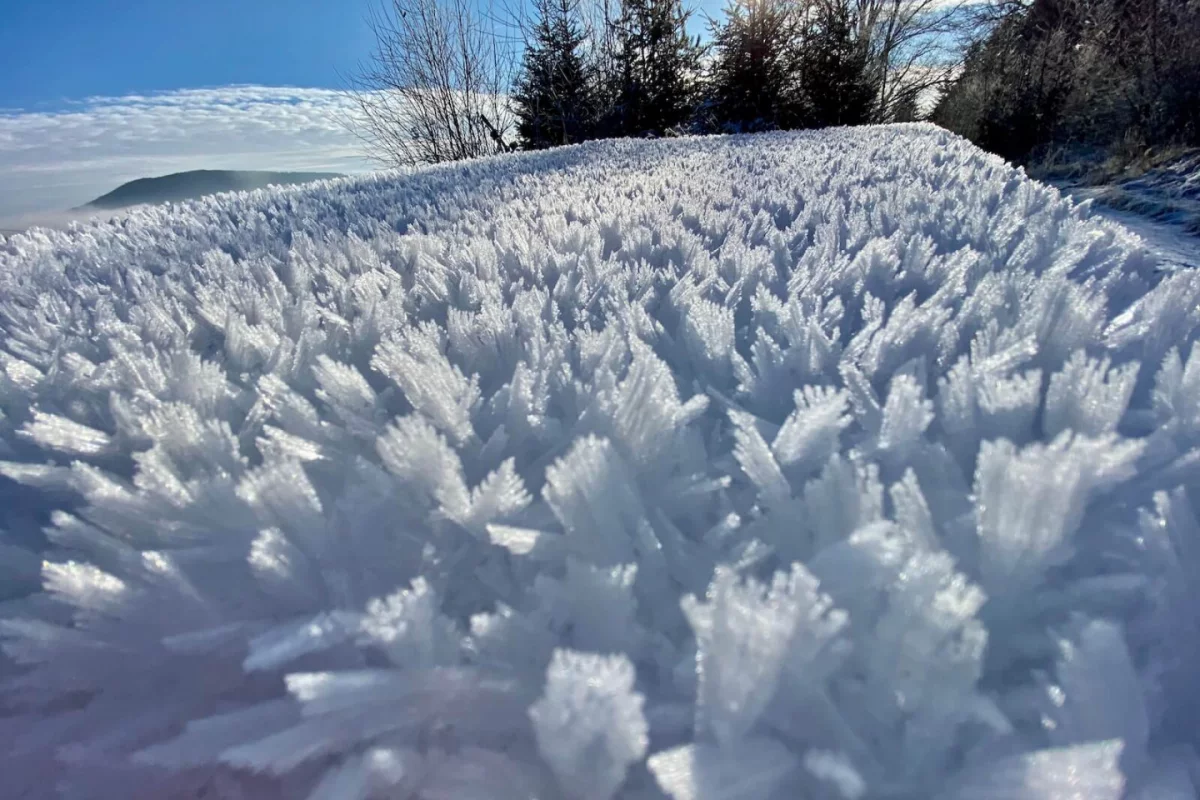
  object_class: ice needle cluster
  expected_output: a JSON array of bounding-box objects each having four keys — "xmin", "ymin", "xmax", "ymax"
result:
[{"xmin": 1, "ymin": 125, "xmax": 1197, "ymax": 799}]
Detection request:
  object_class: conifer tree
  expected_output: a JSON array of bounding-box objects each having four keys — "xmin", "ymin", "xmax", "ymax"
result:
[
  {"xmin": 800, "ymin": 0, "xmax": 874, "ymax": 127},
  {"xmin": 708, "ymin": 0, "xmax": 806, "ymax": 132},
  {"xmin": 604, "ymin": 0, "xmax": 704, "ymax": 136},
  {"xmin": 514, "ymin": 0, "xmax": 596, "ymax": 149}
]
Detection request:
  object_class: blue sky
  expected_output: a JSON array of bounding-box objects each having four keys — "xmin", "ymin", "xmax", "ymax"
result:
[
  {"xmin": 0, "ymin": 0, "xmax": 376, "ymax": 110},
  {"xmin": 0, "ymin": 0, "xmax": 383, "ymax": 223}
]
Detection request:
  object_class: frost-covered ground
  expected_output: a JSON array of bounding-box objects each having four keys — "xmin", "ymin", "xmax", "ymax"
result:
[
  {"xmin": 1089, "ymin": 150, "xmax": 1200, "ymax": 234},
  {"xmin": 1066, "ymin": 187, "xmax": 1200, "ymax": 274},
  {"xmin": 1049, "ymin": 148, "xmax": 1200, "ymax": 271},
  {"xmin": 2, "ymin": 124, "xmax": 1199, "ymax": 800}
]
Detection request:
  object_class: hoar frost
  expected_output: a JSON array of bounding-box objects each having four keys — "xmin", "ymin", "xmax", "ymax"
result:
[{"xmin": 0, "ymin": 125, "xmax": 1197, "ymax": 799}]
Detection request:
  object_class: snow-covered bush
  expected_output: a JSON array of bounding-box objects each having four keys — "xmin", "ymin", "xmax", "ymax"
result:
[{"xmin": 1, "ymin": 124, "xmax": 1197, "ymax": 799}]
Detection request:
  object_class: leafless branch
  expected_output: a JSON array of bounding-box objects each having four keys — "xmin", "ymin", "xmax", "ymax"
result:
[{"xmin": 349, "ymin": 0, "xmax": 518, "ymax": 167}]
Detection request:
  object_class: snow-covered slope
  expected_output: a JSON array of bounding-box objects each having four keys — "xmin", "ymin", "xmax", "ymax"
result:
[
  {"xmin": 1, "ymin": 124, "xmax": 1198, "ymax": 799},
  {"xmin": 1089, "ymin": 150, "xmax": 1200, "ymax": 234}
]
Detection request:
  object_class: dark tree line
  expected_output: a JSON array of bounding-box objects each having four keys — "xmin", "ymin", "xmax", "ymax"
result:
[
  {"xmin": 514, "ymin": 0, "xmax": 705, "ymax": 144},
  {"xmin": 349, "ymin": 0, "xmax": 1198, "ymax": 169},
  {"xmin": 933, "ymin": 0, "xmax": 1200, "ymax": 161},
  {"xmin": 700, "ymin": 0, "xmax": 879, "ymax": 133},
  {"xmin": 351, "ymin": 0, "xmax": 959, "ymax": 163},
  {"xmin": 513, "ymin": 0, "xmax": 950, "ymax": 149}
]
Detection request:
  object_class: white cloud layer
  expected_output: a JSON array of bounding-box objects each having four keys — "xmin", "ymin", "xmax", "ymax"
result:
[{"xmin": 0, "ymin": 86, "xmax": 376, "ymax": 228}]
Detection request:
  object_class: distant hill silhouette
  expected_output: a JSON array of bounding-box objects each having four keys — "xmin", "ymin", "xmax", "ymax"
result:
[{"xmin": 83, "ymin": 169, "xmax": 343, "ymax": 210}]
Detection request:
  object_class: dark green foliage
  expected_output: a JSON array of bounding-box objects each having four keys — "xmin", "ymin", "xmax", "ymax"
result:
[
  {"xmin": 510, "ymin": 0, "xmax": 958, "ymax": 147},
  {"xmin": 707, "ymin": 0, "xmax": 806, "ymax": 132},
  {"xmin": 705, "ymin": 0, "xmax": 875, "ymax": 133},
  {"xmin": 603, "ymin": 0, "xmax": 705, "ymax": 137},
  {"xmin": 514, "ymin": 0, "xmax": 597, "ymax": 149},
  {"xmin": 799, "ymin": 0, "xmax": 874, "ymax": 128}
]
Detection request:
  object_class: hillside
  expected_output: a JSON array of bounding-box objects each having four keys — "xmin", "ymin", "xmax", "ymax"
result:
[
  {"xmin": 1, "ymin": 125, "xmax": 1198, "ymax": 800},
  {"xmin": 83, "ymin": 169, "xmax": 343, "ymax": 209}
]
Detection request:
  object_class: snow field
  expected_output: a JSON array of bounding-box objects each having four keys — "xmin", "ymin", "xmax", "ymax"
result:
[{"xmin": 0, "ymin": 124, "xmax": 1198, "ymax": 799}]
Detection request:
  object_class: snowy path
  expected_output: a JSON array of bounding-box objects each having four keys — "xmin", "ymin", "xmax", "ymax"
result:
[{"xmin": 1059, "ymin": 183, "xmax": 1200, "ymax": 271}]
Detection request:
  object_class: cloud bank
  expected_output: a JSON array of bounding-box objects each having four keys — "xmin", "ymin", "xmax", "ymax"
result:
[{"xmin": 0, "ymin": 86, "xmax": 376, "ymax": 228}]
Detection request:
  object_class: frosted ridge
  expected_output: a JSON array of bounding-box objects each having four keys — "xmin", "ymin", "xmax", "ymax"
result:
[{"xmin": 0, "ymin": 125, "xmax": 1196, "ymax": 798}]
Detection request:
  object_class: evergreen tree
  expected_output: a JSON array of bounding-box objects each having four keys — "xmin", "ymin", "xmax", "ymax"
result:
[
  {"xmin": 514, "ymin": 0, "xmax": 596, "ymax": 149},
  {"xmin": 707, "ymin": 0, "xmax": 806, "ymax": 132},
  {"xmin": 604, "ymin": 0, "xmax": 704, "ymax": 137},
  {"xmin": 800, "ymin": 0, "xmax": 875, "ymax": 128}
]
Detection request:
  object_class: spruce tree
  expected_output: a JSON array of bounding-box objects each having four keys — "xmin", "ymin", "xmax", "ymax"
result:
[
  {"xmin": 514, "ymin": 0, "xmax": 596, "ymax": 149},
  {"xmin": 708, "ymin": 0, "xmax": 806, "ymax": 132},
  {"xmin": 605, "ymin": 0, "xmax": 704, "ymax": 137},
  {"xmin": 800, "ymin": 0, "xmax": 875, "ymax": 127}
]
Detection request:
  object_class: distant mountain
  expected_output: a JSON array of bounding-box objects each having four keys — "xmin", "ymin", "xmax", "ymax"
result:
[{"xmin": 83, "ymin": 169, "xmax": 343, "ymax": 210}]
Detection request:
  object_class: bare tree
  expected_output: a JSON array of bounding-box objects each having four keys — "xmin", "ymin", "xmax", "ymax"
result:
[
  {"xmin": 937, "ymin": 0, "xmax": 1200, "ymax": 159},
  {"xmin": 847, "ymin": 0, "xmax": 966, "ymax": 121},
  {"xmin": 351, "ymin": 0, "xmax": 518, "ymax": 167}
]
